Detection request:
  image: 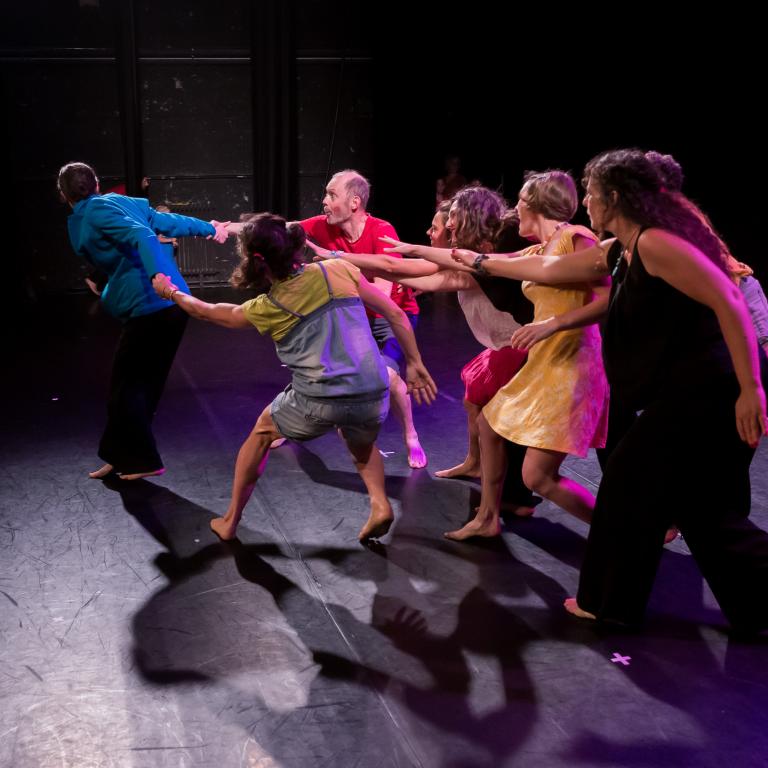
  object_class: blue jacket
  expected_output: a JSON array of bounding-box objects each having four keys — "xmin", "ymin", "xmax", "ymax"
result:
[{"xmin": 67, "ymin": 193, "xmax": 215, "ymax": 319}]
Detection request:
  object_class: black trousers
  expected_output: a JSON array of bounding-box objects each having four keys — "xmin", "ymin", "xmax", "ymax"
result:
[
  {"xmin": 577, "ymin": 372, "xmax": 768, "ymax": 632},
  {"xmin": 595, "ymin": 393, "xmax": 638, "ymax": 472},
  {"xmin": 98, "ymin": 305, "xmax": 188, "ymax": 473}
]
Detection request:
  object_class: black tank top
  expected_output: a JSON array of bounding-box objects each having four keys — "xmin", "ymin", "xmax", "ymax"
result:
[{"xmin": 602, "ymin": 232, "xmax": 732, "ymax": 409}]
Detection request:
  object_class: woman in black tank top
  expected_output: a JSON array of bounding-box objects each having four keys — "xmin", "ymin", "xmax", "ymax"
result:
[{"xmin": 448, "ymin": 148, "xmax": 768, "ymax": 633}]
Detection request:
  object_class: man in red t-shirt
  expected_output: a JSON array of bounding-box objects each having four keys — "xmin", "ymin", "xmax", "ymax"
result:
[{"xmin": 300, "ymin": 170, "xmax": 426, "ymax": 468}]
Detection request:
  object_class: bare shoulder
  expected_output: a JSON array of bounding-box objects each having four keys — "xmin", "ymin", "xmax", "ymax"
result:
[
  {"xmin": 636, "ymin": 227, "xmax": 713, "ymax": 278},
  {"xmin": 637, "ymin": 227, "xmax": 700, "ymax": 260},
  {"xmin": 638, "ymin": 227, "xmax": 690, "ymax": 249}
]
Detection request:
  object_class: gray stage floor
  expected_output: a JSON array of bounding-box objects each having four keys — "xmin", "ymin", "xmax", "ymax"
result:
[{"xmin": 2, "ymin": 291, "xmax": 767, "ymax": 768}]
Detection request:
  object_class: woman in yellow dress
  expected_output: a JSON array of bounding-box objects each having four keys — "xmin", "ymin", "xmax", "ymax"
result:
[{"xmin": 384, "ymin": 171, "xmax": 609, "ymax": 540}]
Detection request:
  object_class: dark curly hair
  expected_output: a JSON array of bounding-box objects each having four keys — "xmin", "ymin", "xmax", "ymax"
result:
[
  {"xmin": 583, "ymin": 149, "xmax": 726, "ymax": 272},
  {"xmin": 644, "ymin": 150, "xmax": 735, "ymax": 268},
  {"xmin": 230, "ymin": 213, "xmax": 306, "ymax": 289},
  {"xmin": 644, "ymin": 151, "xmax": 684, "ymax": 193}
]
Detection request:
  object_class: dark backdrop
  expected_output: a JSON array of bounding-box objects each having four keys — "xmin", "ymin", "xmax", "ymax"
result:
[{"xmin": 2, "ymin": 2, "xmax": 763, "ymax": 307}]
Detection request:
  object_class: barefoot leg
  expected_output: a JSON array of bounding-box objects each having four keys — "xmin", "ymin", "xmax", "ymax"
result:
[
  {"xmin": 119, "ymin": 468, "xmax": 166, "ymax": 481},
  {"xmin": 341, "ymin": 436, "xmax": 394, "ymax": 541},
  {"xmin": 444, "ymin": 415, "xmax": 506, "ymax": 540},
  {"xmin": 210, "ymin": 405, "xmax": 280, "ymax": 541},
  {"xmin": 435, "ymin": 401, "xmax": 481, "ymax": 478},
  {"xmin": 444, "ymin": 507, "xmax": 502, "ymax": 540},
  {"xmin": 522, "ymin": 448, "xmax": 595, "ymax": 524},
  {"xmin": 89, "ymin": 464, "xmax": 114, "ymax": 479},
  {"xmin": 388, "ymin": 368, "xmax": 427, "ymax": 469},
  {"xmin": 564, "ymin": 597, "xmax": 596, "ymax": 620}
]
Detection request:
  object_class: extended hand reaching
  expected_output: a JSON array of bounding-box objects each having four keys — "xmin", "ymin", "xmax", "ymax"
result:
[
  {"xmin": 305, "ymin": 240, "xmax": 332, "ymax": 260},
  {"xmin": 152, "ymin": 272, "xmax": 178, "ymax": 299},
  {"xmin": 379, "ymin": 235, "xmax": 411, "ymax": 254},
  {"xmin": 449, "ymin": 248, "xmax": 479, "ymax": 268},
  {"xmin": 209, "ymin": 220, "xmax": 232, "ymax": 243},
  {"xmin": 405, "ymin": 361, "xmax": 438, "ymax": 405}
]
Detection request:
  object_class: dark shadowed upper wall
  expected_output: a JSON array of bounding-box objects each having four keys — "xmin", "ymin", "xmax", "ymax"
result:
[{"xmin": 1, "ymin": 3, "xmax": 763, "ymax": 303}]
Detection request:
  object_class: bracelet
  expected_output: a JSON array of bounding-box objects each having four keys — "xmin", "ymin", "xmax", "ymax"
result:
[
  {"xmin": 472, "ymin": 253, "xmax": 489, "ymax": 275},
  {"xmin": 329, "ymin": 250, "xmax": 342, "ymax": 258},
  {"xmin": 166, "ymin": 288, "xmax": 179, "ymax": 301}
]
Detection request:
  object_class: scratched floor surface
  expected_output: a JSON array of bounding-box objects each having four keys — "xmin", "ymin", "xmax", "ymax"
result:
[{"xmin": 2, "ymin": 291, "xmax": 767, "ymax": 768}]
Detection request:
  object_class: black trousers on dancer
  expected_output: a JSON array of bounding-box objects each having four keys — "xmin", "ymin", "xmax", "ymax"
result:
[
  {"xmin": 595, "ymin": 393, "xmax": 638, "ymax": 472},
  {"xmin": 577, "ymin": 368, "xmax": 768, "ymax": 632},
  {"xmin": 99, "ymin": 305, "xmax": 188, "ymax": 473}
]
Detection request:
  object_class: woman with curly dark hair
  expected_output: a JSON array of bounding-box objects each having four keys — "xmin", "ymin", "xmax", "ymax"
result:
[
  {"xmin": 152, "ymin": 213, "xmax": 436, "ymax": 543},
  {"xmin": 448, "ymin": 149, "xmax": 768, "ymax": 633}
]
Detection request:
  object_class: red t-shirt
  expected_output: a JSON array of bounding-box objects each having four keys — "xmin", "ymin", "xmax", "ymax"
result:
[{"xmin": 300, "ymin": 214, "xmax": 419, "ymax": 316}]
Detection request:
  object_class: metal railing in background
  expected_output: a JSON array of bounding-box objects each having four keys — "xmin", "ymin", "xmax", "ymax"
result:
[{"xmin": 166, "ymin": 203, "xmax": 237, "ymax": 288}]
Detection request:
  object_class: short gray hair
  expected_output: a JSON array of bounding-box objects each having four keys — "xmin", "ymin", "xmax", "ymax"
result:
[{"xmin": 331, "ymin": 169, "xmax": 371, "ymax": 209}]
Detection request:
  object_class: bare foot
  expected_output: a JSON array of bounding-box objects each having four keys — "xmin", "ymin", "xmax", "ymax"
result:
[
  {"xmin": 210, "ymin": 516, "xmax": 238, "ymax": 541},
  {"xmin": 564, "ymin": 597, "xmax": 596, "ymax": 620},
  {"xmin": 270, "ymin": 437, "xmax": 287, "ymax": 449},
  {"xmin": 434, "ymin": 459, "xmax": 480, "ymax": 479},
  {"xmin": 664, "ymin": 526, "xmax": 680, "ymax": 544},
  {"xmin": 444, "ymin": 516, "xmax": 501, "ymax": 541},
  {"xmin": 88, "ymin": 464, "xmax": 114, "ymax": 479},
  {"xmin": 358, "ymin": 501, "xmax": 394, "ymax": 541},
  {"xmin": 118, "ymin": 468, "xmax": 165, "ymax": 481},
  {"xmin": 406, "ymin": 436, "xmax": 427, "ymax": 469},
  {"xmin": 500, "ymin": 501, "xmax": 536, "ymax": 518}
]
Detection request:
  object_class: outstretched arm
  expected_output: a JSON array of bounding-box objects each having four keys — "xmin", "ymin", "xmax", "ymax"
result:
[
  {"xmin": 88, "ymin": 197, "xmax": 228, "ymax": 279},
  {"xmin": 357, "ymin": 276, "xmax": 437, "ymax": 405},
  {"xmin": 380, "ymin": 236, "xmax": 477, "ymax": 271},
  {"xmin": 383, "ymin": 234, "xmax": 616, "ymax": 284},
  {"xmin": 397, "ymin": 270, "xmax": 477, "ymax": 293},
  {"xmin": 223, "ymin": 221, "xmax": 246, "ymax": 236},
  {"xmin": 309, "ymin": 240, "xmax": 442, "ymax": 279},
  {"xmin": 151, "ymin": 273, "xmax": 251, "ymax": 329},
  {"xmin": 455, "ymin": 240, "xmax": 614, "ymax": 283},
  {"xmin": 147, "ymin": 207, "xmax": 229, "ymax": 242}
]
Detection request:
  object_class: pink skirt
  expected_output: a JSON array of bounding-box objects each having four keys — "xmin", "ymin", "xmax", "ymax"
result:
[{"xmin": 461, "ymin": 347, "xmax": 527, "ymax": 407}]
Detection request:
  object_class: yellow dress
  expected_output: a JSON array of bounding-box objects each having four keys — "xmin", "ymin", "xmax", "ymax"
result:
[{"xmin": 482, "ymin": 226, "xmax": 608, "ymax": 457}]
